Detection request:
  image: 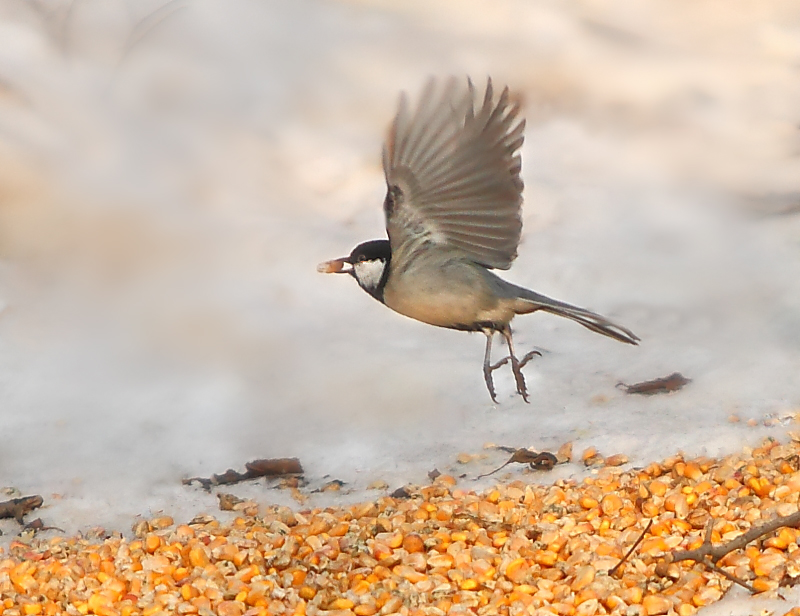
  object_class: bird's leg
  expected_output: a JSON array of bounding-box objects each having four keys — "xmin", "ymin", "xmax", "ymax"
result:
[
  {"xmin": 501, "ymin": 326, "xmax": 531, "ymax": 403},
  {"xmin": 482, "ymin": 330, "xmax": 509, "ymax": 403}
]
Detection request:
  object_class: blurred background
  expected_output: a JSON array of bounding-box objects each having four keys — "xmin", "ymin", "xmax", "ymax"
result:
[{"xmin": 1, "ymin": 0, "xmax": 799, "ymax": 534}]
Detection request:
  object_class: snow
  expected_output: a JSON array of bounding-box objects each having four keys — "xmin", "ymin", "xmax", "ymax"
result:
[{"xmin": 1, "ymin": 0, "xmax": 800, "ymax": 610}]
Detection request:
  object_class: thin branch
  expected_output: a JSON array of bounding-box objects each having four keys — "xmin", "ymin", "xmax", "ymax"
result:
[
  {"xmin": 704, "ymin": 560, "xmax": 756, "ymax": 594},
  {"xmin": 703, "ymin": 517, "xmax": 713, "ymax": 544},
  {"xmin": 610, "ymin": 519, "xmax": 653, "ymax": 577},
  {"xmin": 659, "ymin": 510, "xmax": 800, "ymax": 595},
  {"xmin": 669, "ymin": 510, "xmax": 800, "ymax": 564}
]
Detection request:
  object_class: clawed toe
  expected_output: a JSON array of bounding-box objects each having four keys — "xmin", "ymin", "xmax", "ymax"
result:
[
  {"xmin": 500, "ymin": 327, "xmax": 542, "ymax": 403},
  {"xmin": 519, "ymin": 349, "xmax": 542, "ymax": 369},
  {"xmin": 514, "ymin": 349, "xmax": 542, "ymax": 401},
  {"xmin": 489, "ymin": 357, "xmax": 510, "ymax": 371},
  {"xmin": 509, "ymin": 357, "xmax": 529, "ymax": 402},
  {"xmin": 483, "ymin": 356, "xmax": 510, "ymax": 403}
]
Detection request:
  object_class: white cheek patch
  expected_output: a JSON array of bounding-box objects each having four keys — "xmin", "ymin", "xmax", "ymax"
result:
[{"xmin": 353, "ymin": 260, "xmax": 386, "ymax": 291}]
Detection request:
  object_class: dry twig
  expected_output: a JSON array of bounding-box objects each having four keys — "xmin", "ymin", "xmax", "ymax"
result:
[
  {"xmin": 663, "ymin": 511, "xmax": 800, "ymax": 593},
  {"xmin": 610, "ymin": 519, "xmax": 653, "ymax": 577},
  {"xmin": 670, "ymin": 511, "xmax": 800, "ymax": 565}
]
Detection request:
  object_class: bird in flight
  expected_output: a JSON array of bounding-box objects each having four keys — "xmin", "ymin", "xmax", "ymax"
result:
[{"xmin": 319, "ymin": 77, "xmax": 639, "ymax": 402}]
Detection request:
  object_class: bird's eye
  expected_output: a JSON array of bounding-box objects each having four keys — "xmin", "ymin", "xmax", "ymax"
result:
[{"xmin": 357, "ymin": 255, "xmax": 368, "ymax": 263}]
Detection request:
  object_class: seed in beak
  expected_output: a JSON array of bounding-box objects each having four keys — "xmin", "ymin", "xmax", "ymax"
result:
[{"xmin": 317, "ymin": 258, "xmax": 350, "ymax": 274}]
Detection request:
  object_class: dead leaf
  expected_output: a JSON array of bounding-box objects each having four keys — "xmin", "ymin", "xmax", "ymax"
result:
[
  {"xmin": 0, "ymin": 495, "xmax": 44, "ymax": 524},
  {"xmin": 184, "ymin": 457, "xmax": 304, "ymax": 490},
  {"xmin": 477, "ymin": 449, "xmax": 559, "ymax": 478},
  {"xmin": 618, "ymin": 373, "xmax": 691, "ymax": 395}
]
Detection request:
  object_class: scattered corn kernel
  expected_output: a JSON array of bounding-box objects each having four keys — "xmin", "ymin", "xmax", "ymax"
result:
[{"xmin": 1, "ymin": 438, "xmax": 798, "ymax": 616}]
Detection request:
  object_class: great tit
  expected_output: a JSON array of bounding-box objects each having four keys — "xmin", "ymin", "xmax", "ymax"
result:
[{"xmin": 319, "ymin": 77, "xmax": 639, "ymax": 402}]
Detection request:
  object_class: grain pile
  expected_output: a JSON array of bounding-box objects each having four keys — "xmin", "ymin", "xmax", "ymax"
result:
[{"xmin": 2, "ymin": 438, "xmax": 800, "ymax": 616}]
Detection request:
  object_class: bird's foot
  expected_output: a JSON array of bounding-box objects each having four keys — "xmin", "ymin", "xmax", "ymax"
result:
[
  {"xmin": 483, "ymin": 356, "xmax": 510, "ymax": 403},
  {"xmin": 512, "ymin": 350, "xmax": 542, "ymax": 403},
  {"xmin": 509, "ymin": 356, "xmax": 529, "ymax": 402}
]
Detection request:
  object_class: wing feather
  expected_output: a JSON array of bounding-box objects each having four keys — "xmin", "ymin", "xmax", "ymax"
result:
[{"xmin": 382, "ymin": 77, "xmax": 525, "ymax": 269}]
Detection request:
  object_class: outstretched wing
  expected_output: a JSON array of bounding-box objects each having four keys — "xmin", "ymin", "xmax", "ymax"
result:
[{"xmin": 382, "ymin": 77, "xmax": 525, "ymax": 270}]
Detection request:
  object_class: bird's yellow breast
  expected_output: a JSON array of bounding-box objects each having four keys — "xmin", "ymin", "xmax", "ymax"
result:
[{"xmin": 382, "ymin": 258, "xmax": 516, "ymax": 329}]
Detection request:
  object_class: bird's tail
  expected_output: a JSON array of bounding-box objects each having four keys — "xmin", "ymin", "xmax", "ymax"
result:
[{"xmin": 512, "ymin": 287, "xmax": 639, "ymax": 345}]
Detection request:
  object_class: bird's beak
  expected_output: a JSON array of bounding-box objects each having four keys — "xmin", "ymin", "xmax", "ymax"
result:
[{"xmin": 317, "ymin": 257, "xmax": 352, "ymax": 274}]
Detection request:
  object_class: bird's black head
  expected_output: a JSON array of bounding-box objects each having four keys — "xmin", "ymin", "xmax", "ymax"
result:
[
  {"xmin": 347, "ymin": 239, "xmax": 391, "ymax": 301},
  {"xmin": 317, "ymin": 239, "xmax": 391, "ymax": 302}
]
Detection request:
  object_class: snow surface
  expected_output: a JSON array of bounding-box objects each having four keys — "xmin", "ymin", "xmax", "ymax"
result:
[{"xmin": 1, "ymin": 0, "xmax": 800, "ymax": 610}]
